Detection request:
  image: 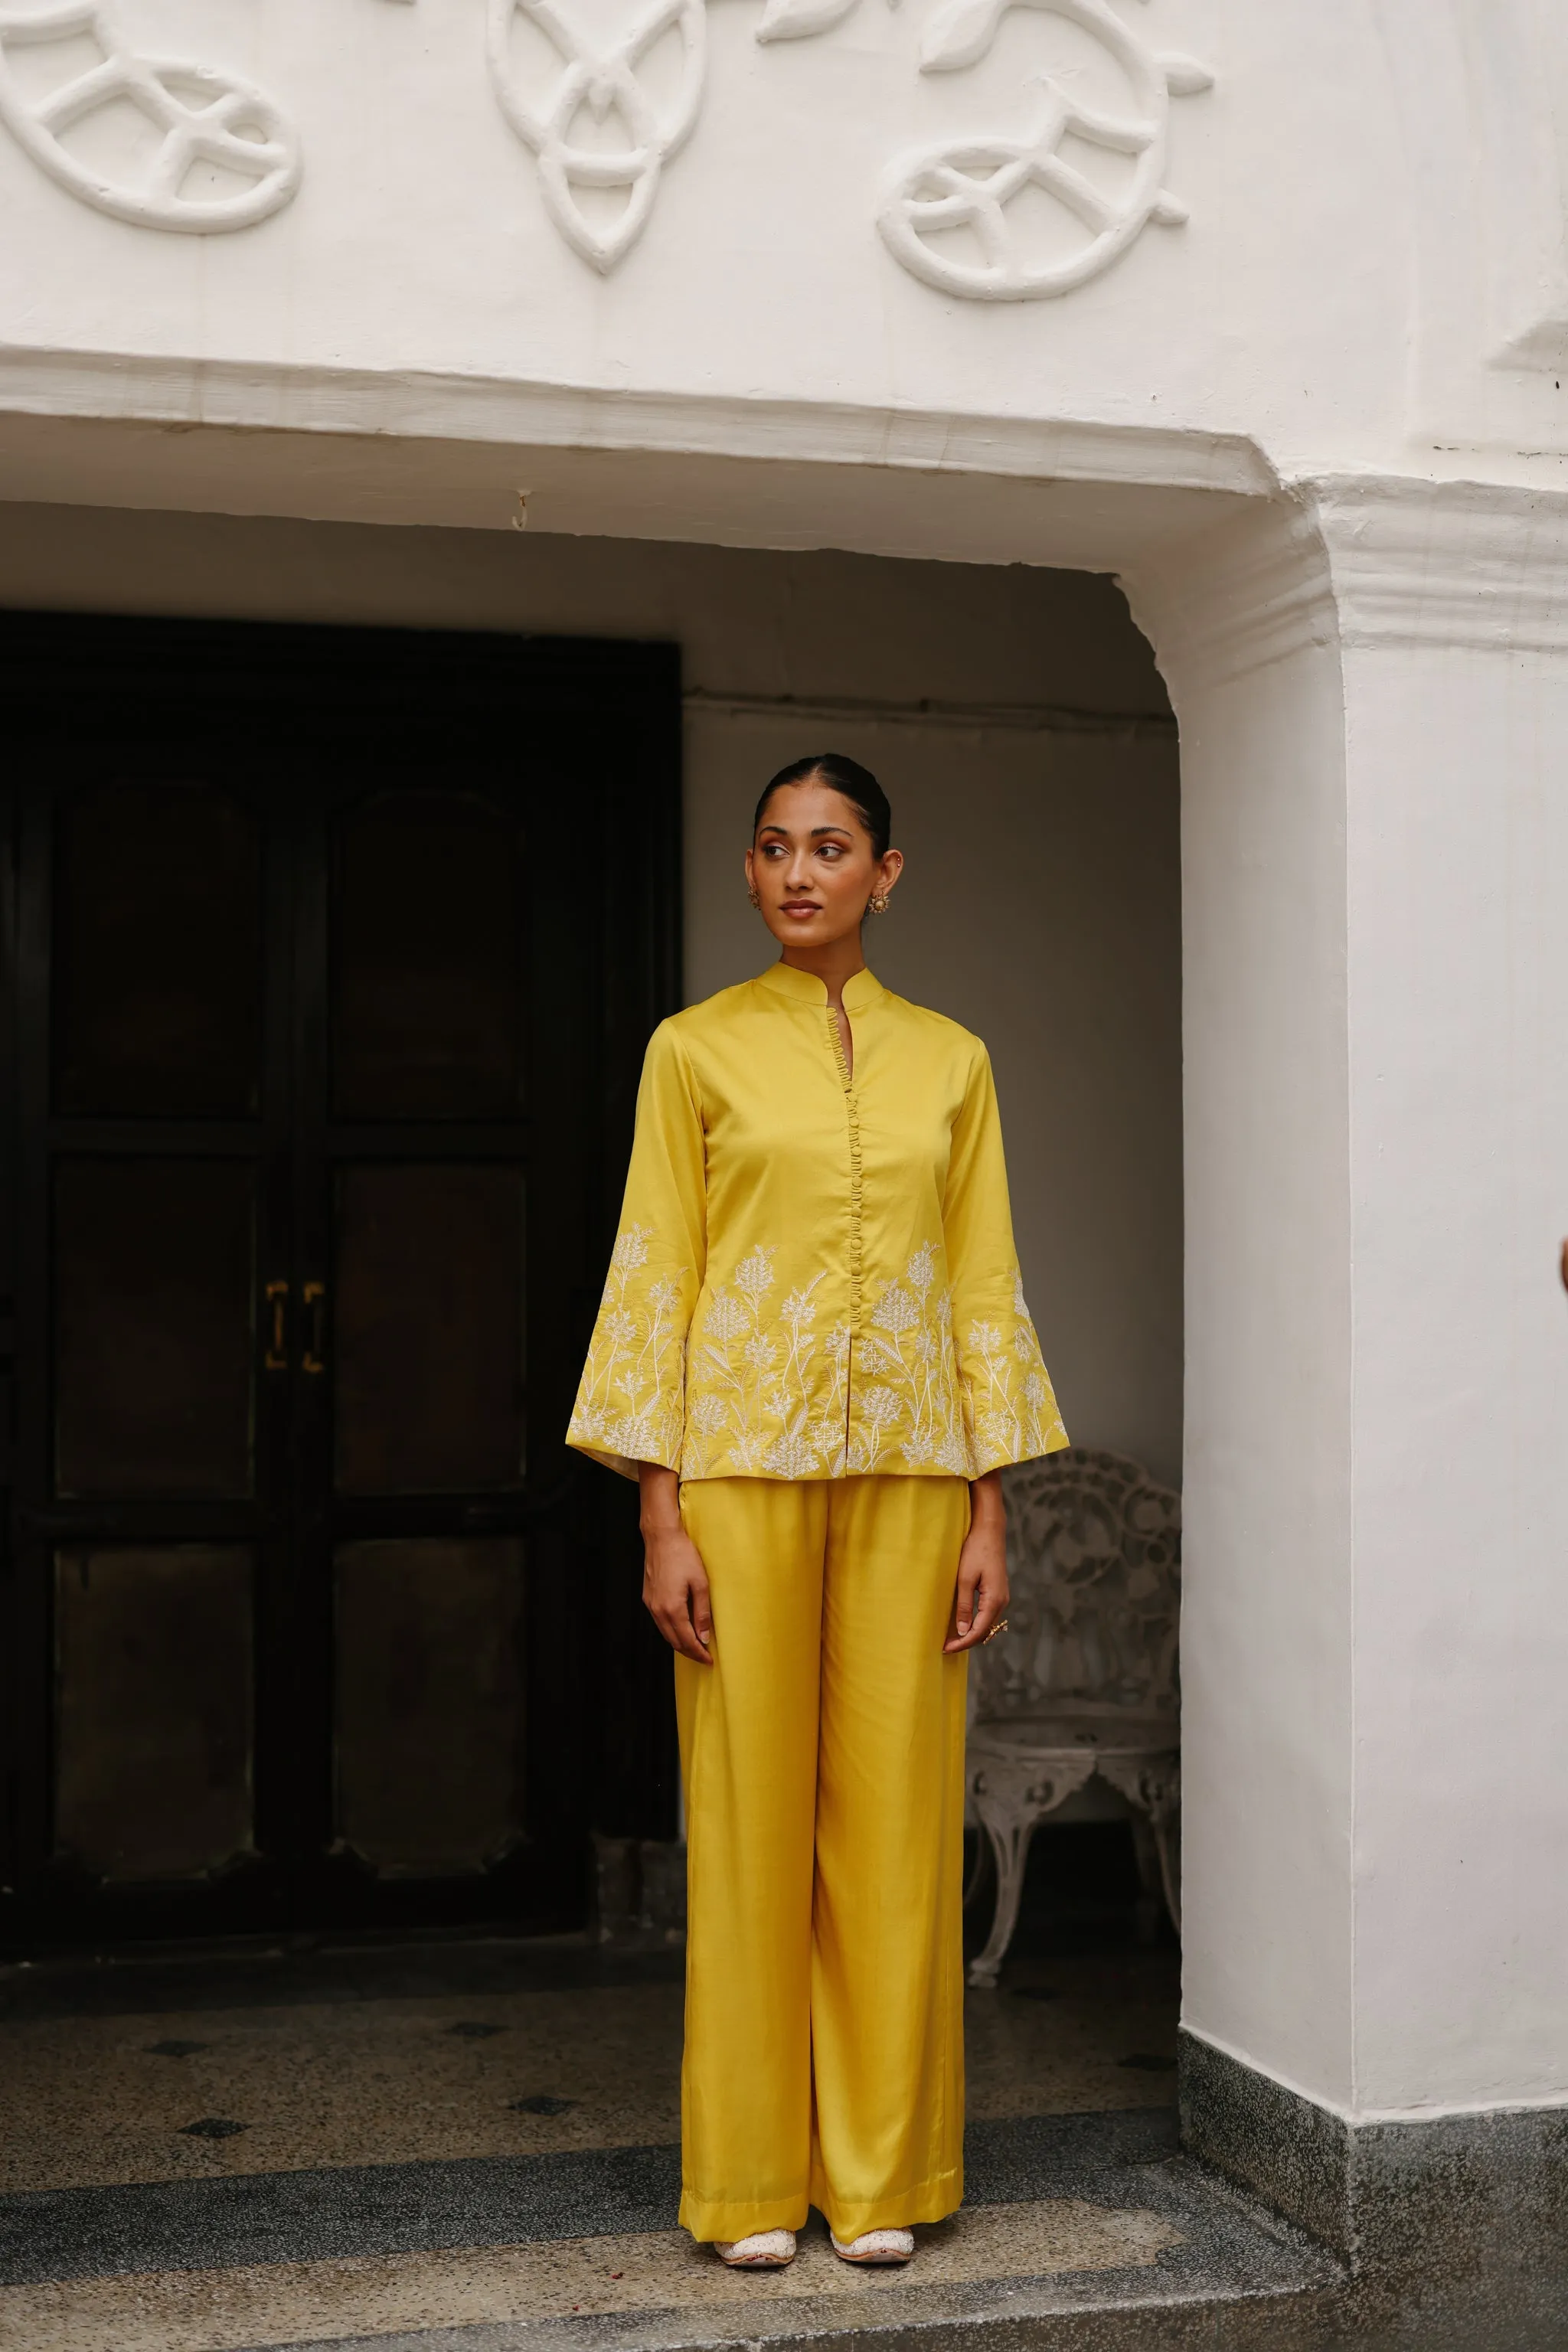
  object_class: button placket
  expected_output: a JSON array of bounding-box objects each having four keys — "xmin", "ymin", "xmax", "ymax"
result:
[{"xmin": 826, "ymin": 1005, "xmax": 864, "ymax": 1465}]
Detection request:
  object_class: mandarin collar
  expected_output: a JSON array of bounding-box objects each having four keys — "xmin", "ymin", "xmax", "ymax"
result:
[{"xmin": 755, "ymin": 962, "xmax": 886, "ymax": 1014}]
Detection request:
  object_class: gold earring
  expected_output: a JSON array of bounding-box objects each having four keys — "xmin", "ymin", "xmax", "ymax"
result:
[
  {"xmin": 868, "ymin": 892, "xmax": 890, "ymax": 915},
  {"xmin": 748, "ymin": 884, "xmax": 760, "ymax": 908}
]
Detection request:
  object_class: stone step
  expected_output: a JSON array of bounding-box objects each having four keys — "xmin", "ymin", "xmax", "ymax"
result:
[
  {"xmin": 254, "ymin": 2223, "xmax": 1344, "ymax": 2352},
  {"xmin": 0, "ymin": 2112, "xmax": 1342, "ymax": 2352}
]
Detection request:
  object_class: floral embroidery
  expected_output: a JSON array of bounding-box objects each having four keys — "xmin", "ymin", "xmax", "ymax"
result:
[
  {"xmin": 571, "ymin": 1220, "xmax": 1064, "ymax": 1480},
  {"xmin": 959, "ymin": 1266, "xmax": 1067, "ymax": 1472},
  {"xmin": 683, "ymin": 1246, "xmax": 851, "ymax": 1477},
  {"xmin": 851, "ymin": 1241, "xmax": 968, "ymax": 1473},
  {"xmin": 567, "ymin": 1223, "xmax": 689, "ymax": 1471}
]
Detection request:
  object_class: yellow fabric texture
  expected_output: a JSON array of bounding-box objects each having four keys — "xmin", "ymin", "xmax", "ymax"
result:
[
  {"xmin": 675, "ymin": 1473, "xmax": 971, "ymax": 2243},
  {"xmin": 568, "ymin": 962, "xmax": 1068, "ymax": 1482}
]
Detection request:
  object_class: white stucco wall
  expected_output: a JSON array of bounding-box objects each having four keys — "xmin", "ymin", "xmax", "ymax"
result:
[
  {"xmin": 1343, "ymin": 627, "xmax": 1568, "ymax": 2116},
  {"xmin": 0, "ymin": 501, "xmax": 1184, "ymax": 1486},
  {"xmin": 1131, "ymin": 485, "xmax": 1568, "ymax": 2125},
  {"xmin": 2, "ymin": 0, "xmax": 1566, "ymax": 526},
  {"xmin": 1134, "ymin": 517, "xmax": 1357, "ymax": 2109}
]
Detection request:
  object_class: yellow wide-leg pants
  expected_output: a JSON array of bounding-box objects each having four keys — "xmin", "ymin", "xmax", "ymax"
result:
[{"xmin": 675, "ymin": 1473, "xmax": 971, "ymax": 2244}]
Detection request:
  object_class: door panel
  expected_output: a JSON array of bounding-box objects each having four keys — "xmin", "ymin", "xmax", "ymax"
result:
[
  {"xmin": 54, "ymin": 1157, "xmax": 256, "ymax": 1499},
  {"xmin": 2, "ymin": 616, "xmax": 680, "ymax": 1945},
  {"xmin": 334, "ymin": 1537, "xmax": 524, "ymax": 1876},
  {"xmin": 54, "ymin": 779, "xmax": 263, "ymax": 1117},
  {"xmin": 332, "ymin": 1163, "xmax": 527, "ymax": 1495},
  {"xmin": 53, "ymin": 1544, "xmax": 256, "ymax": 1883},
  {"xmin": 333, "ymin": 789, "xmax": 526, "ymax": 1119}
]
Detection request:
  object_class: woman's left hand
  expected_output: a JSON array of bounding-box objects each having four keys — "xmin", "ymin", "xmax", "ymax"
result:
[{"xmin": 945, "ymin": 1471, "xmax": 1010, "ymax": 1653}]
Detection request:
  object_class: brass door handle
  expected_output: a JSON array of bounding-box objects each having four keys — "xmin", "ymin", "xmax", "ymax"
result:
[
  {"xmin": 302, "ymin": 1281, "xmax": 326, "ymax": 1375},
  {"xmin": 264, "ymin": 1279, "xmax": 289, "ymax": 1370}
]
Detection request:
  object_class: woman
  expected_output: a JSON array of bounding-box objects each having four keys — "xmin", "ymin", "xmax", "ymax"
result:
[{"xmin": 568, "ymin": 753, "xmax": 1067, "ymax": 2270}]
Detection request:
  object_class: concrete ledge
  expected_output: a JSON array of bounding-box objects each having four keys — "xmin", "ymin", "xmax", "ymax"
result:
[
  {"xmin": 1179, "ymin": 2028, "xmax": 1568, "ymax": 2304},
  {"xmin": 1178, "ymin": 2035, "xmax": 1352, "ymax": 2256}
]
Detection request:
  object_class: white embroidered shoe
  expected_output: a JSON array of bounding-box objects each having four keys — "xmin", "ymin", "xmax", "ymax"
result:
[
  {"xmin": 716, "ymin": 2229, "xmax": 796, "ymax": 2267},
  {"xmin": 831, "ymin": 2228, "xmax": 915, "ymax": 2264}
]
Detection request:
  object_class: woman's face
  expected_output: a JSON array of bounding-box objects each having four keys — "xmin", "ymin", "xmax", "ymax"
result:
[{"xmin": 744, "ymin": 779, "xmax": 902, "ymax": 949}]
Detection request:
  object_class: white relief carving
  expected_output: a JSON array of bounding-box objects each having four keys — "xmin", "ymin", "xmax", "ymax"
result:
[
  {"xmin": 878, "ymin": 0, "xmax": 1211, "ymax": 302},
  {"xmin": 0, "ymin": 0, "xmax": 302, "ymax": 232},
  {"xmin": 488, "ymin": 0, "xmax": 873, "ymax": 266},
  {"xmin": 486, "ymin": 0, "xmax": 1210, "ymax": 293},
  {"xmin": 754, "ymin": 0, "xmax": 861, "ymax": 47},
  {"xmin": 487, "ymin": 0, "xmax": 705, "ymax": 273}
]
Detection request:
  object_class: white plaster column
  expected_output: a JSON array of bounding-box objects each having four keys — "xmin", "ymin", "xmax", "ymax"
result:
[{"xmin": 1128, "ymin": 479, "xmax": 1568, "ymax": 2127}]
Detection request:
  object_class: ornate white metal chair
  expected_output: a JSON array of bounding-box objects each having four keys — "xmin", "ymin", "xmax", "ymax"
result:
[{"xmin": 965, "ymin": 1447, "xmax": 1181, "ymax": 1988}]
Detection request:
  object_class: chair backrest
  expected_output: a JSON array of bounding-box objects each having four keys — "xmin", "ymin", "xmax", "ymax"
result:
[{"xmin": 972, "ymin": 1449, "xmax": 1181, "ymax": 1723}]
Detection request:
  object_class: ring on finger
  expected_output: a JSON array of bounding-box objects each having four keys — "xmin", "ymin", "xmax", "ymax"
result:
[{"xmin": 981, "ymin": 1615, "xmax": 1011, "ymax": 1645}]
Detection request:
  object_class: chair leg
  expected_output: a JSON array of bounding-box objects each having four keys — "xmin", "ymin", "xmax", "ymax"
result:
[
  {"xmin": 1151, "ymin": 1806, "xmax": 1181, "ymax": 1938},
  {"xmin": 962, "ymin": 1825, "xmax": 991, "ymax": 1913},
  {"xmin": 1129, "ymin": 1815, "xmax": 1162, "ymax": 1945},
  {"xmin": 1099, "ymin": 1755, "xmax": 1181, "ymax": 1939},
  {"xmin": 966, "ymin": 1809, "xmax": 1035, "ymax": 1989}
]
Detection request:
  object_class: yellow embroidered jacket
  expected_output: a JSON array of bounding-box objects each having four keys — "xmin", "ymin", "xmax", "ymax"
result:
[{"xmin": 567, "ymin": 963, "xmax": 1068, "ymax": 1483}]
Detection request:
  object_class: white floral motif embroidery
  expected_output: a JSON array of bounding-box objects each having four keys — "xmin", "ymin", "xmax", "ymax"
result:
[
  {"xmin": 684, "ymin": 1247, "xmax": 851, "ymax": 1476},
  {"xmin": 960, "ymin": 1269, "xmax": 1067, "ymax": 1471},
  {"xmin": 567, "ymin": 1222, "xmax": 688, "ymax": 1468},
  {"xmin": 571, "ymin": 1223, "xmax": 1064, "ymax": 1479},
  {"xmin": 851, "ymin": 1243, "xmax": 968, "ymax": 1472}
]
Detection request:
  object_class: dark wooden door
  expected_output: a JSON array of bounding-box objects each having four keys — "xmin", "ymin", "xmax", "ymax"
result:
[{"xmin": 0, "ymin": 616, "xmax": 679, "ymax": 1946}]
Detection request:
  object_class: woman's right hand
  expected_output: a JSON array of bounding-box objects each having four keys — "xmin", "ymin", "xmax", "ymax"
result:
[{"xmin": 638, "ymin": 1463, "xmax": 714, "ymax": 1664}]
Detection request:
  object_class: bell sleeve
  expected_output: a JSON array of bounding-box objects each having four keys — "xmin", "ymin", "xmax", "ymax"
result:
[
  {"xmin": 943, "ymin": 1044, "xmax": 1069, "ymax": 1475},
  {"xmin": 567, "ymin": 1019, "xmax": 706, "ymax": 1481}
]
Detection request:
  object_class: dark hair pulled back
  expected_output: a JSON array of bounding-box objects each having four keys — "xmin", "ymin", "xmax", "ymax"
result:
[{"xmin": 753, "ymin": 753, "xmax": 892, "ymax": 861}]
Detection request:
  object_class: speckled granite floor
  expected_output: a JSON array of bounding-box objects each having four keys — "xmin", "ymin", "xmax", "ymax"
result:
[
  {"xmin": 0, "ymin": 1936, "xmax": 1339, "ymax": 2352},
  {"xmin": 0, "ymin": 1945, "xmax": 1181, "ymax": 2195}
]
